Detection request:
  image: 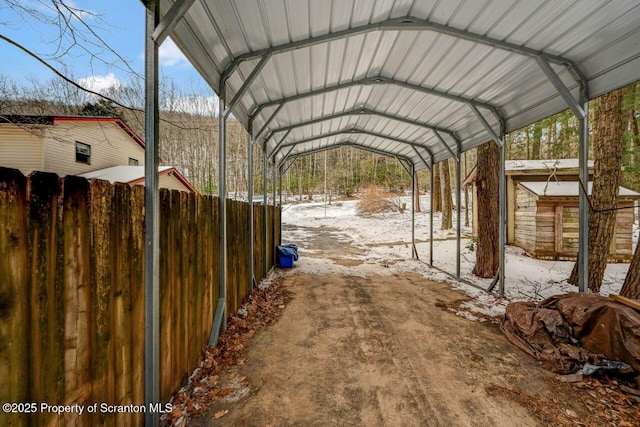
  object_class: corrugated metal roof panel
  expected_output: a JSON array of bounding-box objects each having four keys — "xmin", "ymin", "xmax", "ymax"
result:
[{"xmin": 159, "ymin": 0, "xmax": 640, "ymax": 170}]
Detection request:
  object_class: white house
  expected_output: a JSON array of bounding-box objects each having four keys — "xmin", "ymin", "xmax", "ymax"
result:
[{"xmin": 0, "ymin": 115, "xmax": 197, "ymax": 193}]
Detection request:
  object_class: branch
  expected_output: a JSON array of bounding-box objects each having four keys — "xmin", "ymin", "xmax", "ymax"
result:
[{"xmin": 0, "ymin": 33, "xmax": 211, "ymax": 131}]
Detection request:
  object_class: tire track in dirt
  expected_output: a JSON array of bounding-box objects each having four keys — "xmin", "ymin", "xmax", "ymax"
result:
[{"xmin": 191, "ymin": 224, "xmax": 597, "ymax": 426}]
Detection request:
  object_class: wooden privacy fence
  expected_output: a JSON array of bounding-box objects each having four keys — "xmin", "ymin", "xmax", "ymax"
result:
[{"xmin": 0, "ymin": 167, "xmax": 280, "ymax": 426}]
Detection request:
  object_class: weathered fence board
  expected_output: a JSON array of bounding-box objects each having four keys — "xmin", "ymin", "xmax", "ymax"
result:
[
  {"xmin": 29, "ymin": 172, "xmax": 65, "ymax": 426},
  {"xmin": 0, "ymin": 167, "xmax": 280, "ymax": 426},
  {"xmin": 61, "ymin": 176, "xmax": 92, "ymax": 427},
  {"xmin": 0, "ymin": 169, "xmax": 29, "ymax": 427}
]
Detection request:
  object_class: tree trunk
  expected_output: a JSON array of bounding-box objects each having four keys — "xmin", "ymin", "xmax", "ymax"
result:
[
  {"xmin": 414, "ymin": 172, "xmax": 421, "ymax": 213},
  {"xmin": 568, "ymin": 88, "xmax": 625, "ymax": 291},
  {"xmin": 441, "ymin": 159, "xmax": 453, "ymax": 229},
  {"xmin": 531, "ymin": 123, "xmax": 542, "ymax": 159},
  {"xmin": 433, "ymin": 163, "xmax": 442, "ymax": 212},
  {"xmin": 464, "ymin": 152, "xmax": 469, "ymax": 227},
  {"xmin": 620, "ymin": 241, "xmax": 640, "ymax": 299},
  {"xmin": 472, "ymin": 142, "xmax": 500, "ymax": 278}
]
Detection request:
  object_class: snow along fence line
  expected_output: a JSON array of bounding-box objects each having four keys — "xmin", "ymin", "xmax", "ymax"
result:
[{"xmin": 0, "ymin": 167, "xmax": 280, "ymax": 426}]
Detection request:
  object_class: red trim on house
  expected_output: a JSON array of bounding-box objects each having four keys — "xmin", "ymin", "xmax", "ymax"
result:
[{"xmin": 129, "ymin": 167, "xmax": 199, "ymax": 194}]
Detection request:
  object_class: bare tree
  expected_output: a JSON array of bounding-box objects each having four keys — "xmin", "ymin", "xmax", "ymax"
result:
[
  {"xmin": 433, "ymin": 163, "xmax": 442, "ymax": 212},
  {"xmin": 472, "ymin": 142, "xmax": 500, "ymax": 278},
  {"xmin": 621, "ymin": 241, "xmax": 640, "ymax": 299},
  {"xmin": 568, "ymin": 88, "xmax": 625, "ymax": 291},
  {"xmin": 414, "ymin": 172, "xmax": 421, "ymax": 213},
  {"xmin": 441, "ymin": 158, "xmax": 452, "ymax": 230}
]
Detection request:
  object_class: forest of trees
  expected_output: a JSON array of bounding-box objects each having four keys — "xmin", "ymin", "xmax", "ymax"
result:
[{"xmin": 2, "ymin": 74, "xmax": 639, "ymax": 200}]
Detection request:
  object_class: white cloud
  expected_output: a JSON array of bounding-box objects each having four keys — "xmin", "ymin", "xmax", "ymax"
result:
[
  {"xmin": 77, "ymin": 73, "xmax": 123, "ymax": 94},
  {"xmin": 159, "ymin": 38, "xmax": 189, "ymax": 67}
]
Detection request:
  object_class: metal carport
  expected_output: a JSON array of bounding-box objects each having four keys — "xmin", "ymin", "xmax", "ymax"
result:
[{"xmin": 141, "ymin": 1, "xmax": 640, "ymax": 423}]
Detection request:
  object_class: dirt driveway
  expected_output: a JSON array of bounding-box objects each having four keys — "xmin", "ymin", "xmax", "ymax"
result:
[{"xmin": 191, "ymin": 224, "xmax": 608, "ymax": 426}]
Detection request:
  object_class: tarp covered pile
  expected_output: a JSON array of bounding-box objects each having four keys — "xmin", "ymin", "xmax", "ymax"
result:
[{"xmin": 500, "ymin": 293, "xmax": 640, "ymax": 374}]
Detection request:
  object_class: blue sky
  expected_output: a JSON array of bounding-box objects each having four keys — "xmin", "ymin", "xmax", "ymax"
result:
[{"xmin": 1, "ymin": 0, "xmax": 205, "ymax": 95}]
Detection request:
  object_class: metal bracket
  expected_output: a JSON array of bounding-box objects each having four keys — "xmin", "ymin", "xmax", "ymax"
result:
[
  {"xmin": 152, "ymin": 0, "xmax": 196, "ymax": 44},
  {"xmin": 434, "ymin": 130, "xmax": 458, "ymax": 161},
  {"xmin": 224, "ymin": 54, "xmax": 272, "ymax": 118},
  {"xmin": 252, "ymin": 103, "xmax": 284, "ymax": 142},
  {"xmin": 535, "ymin": 57, "xmax": 586, "ymax": 119},
  {"xmin": 470, "ymin": 105, "xmax": 502, "ymax": 147}
]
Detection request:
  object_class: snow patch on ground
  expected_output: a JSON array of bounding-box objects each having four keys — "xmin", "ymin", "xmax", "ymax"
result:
[{"xmin": 282, "ymin": 196, "xmax": 636, "ymax": 319}]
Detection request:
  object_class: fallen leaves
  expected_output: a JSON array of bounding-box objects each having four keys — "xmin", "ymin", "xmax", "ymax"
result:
[
  {"xmin": 485, "ymin": 384, "xmax": 584, "ymax": 426},
  {"xmin": 162, "ymin": 273, "xmax": 291, "ymax": 426},
  {"xmin": 485, "ymin": 372, "xmax": 640, "ymax": 426},
  {"xmin": 567, "ymin": 374, "xmax": 640, "ymax": 424}
]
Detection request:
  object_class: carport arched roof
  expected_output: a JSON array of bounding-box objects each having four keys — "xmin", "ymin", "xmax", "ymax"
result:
[
  {"xmin": 140, "ymin": 3, "xmax": 640, "ymax": 415},
  {"xmin": 155, "ymin": 0, "xmax": 640, "ymax": 167}
]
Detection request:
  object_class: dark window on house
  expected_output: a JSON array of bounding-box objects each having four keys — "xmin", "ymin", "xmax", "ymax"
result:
[
  {"xmin": 129, "ymin": 158, "xmax": 139, "ymax": 166},
  {"xmin": 75, "ymin": 142, "xmax": 91, "ymax": 164}
]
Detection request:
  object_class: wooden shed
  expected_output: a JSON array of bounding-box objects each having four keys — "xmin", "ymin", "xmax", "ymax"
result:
[
  {"xmin": 463, "ymin": 159, "xmax": 594, "ymax": 243},
  {"xmin": 515, "ymin": 181, "xmax": 639, "ymax": 261}
]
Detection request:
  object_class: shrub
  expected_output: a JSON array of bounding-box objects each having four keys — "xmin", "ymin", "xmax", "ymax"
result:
[{"xmin": 357, "ymin": 186, "xmax": 404, "ymax": 216}]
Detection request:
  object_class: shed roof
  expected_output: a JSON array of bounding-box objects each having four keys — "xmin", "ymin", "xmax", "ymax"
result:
[
  {"xmin": 462, "ymin": 159, "xmax": 594, "ymax": 186},
  {"xmin": 159, "ymin": 0, "xmax": 640, "ymax": 169},
  {"xmin": 504, "ymin": 159, "xmax": 594, "ymax": 174},
  {"xmin": 518, "ymin": 181, "xmax": 640, "ymax": 199},
  {"xmin": 79, "ymin": 165, "xmax": 198, "ymax": 193}
]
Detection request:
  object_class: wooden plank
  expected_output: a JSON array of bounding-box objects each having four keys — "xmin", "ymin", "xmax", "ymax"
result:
[
  {"xmin": 610, "ymin": 294, "xmax": 640, "ymax": 311},
  {"xmin": 129, "ymin": 185, "xmax": 145, "ymax": 426},
  {"xmin": 253, "ymin": 202, "xmax": 263, "ymax": 280},
  {"xmin": 193, "ymin": 196, "xmax": 203, "ymax": 350},
  {"xmin": 186, "ymin": 193, "xmax": 198, "ymax": 378},
  {"xmin": 0, "ymin": 168, "xmax": 29, "ymax": 427},
  {"xmin": 159, "ymin": 189, "xmax": 173, "ymax": 401},
  {"xmin": 112, "ymin": 183, "xmax": 133, "ymax": 427},
  {"xmin": 61, "ymin": 176, "xmax": 92, "ymax": 426},
  {"xmin": 89, "ymin": 178, "xmax": 116, "ymax": 426},
  {"xmin": 28, "ymin": 172, "xmax": 64, "ymax": 426},
  {"xmin": 211, "ymin": 196, "xmax": 220, "ymax": 324},
  {"xmin": 181, "ymin": 192, "xmax": 192, "ymax": 382}
]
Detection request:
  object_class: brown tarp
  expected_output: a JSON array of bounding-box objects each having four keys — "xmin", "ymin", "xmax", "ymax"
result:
[{"xmin": 500, "ymin": 293, "xmax": 640, "ymax": 374}]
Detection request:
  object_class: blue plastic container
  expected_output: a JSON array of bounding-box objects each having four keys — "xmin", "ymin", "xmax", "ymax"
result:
[{"xmin": 278, "ymin": 253, "xmax": 295, "ymax": 268}]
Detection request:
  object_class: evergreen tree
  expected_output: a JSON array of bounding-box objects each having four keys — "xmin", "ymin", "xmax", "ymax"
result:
[{"xmin": 79, "ymin": 98, "xmax": 124, "ymax": 120}]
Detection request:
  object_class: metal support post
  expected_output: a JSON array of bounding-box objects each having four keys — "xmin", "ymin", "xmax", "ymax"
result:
[
  {"xmin": 272, "ymin": 160, "xmax": 277, "ymax": 257},
  {"xmin": 263, "ymin": 146, "xmax": 268, "ymax": 276},
  {"xmin": 536, "ymin": 56, "xmax": 589, "ymax": 292},
  {"xmin": 429, "ymin": 155, "xmax": 434, "ymax": 266},
  {"xmin": 143, "ymin": 2, "xmax": 160, "ymax": 424},
  {"xmin": 209, "ymin": 96, "xmax": 227, "ymax": 346},
  {"xmin": 578, "ymin": 98, "xmax": 589, "ymax": 292},
  {"xmin": 411, "ymin": 165, "xmax": 416, "ymax": 259},
  {"xmin": 278, "ymin": 167, "xmax": 283, "ymax": 243},
  {"xmin": 248, "ymin": 132, "xmax": 255, "ymax": 292},
  {"xmin": 456, "ymin": 145, "xmax": 462, "ymax": 279},
  {"xmin": 498, "ymin": 133, "xmax": 506, "ymax": 296}
]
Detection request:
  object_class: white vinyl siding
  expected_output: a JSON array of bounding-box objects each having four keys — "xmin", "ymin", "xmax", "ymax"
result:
[
  {"xmin": 158, "ymin": 174, "xmax": 191, "ymax": 192},
  {"xmin": 43, "ymin": 121, "xmax": 145, "ymax": 177},
  {"xmin": 0, "ymin": 124, "xmax": 44, "ymax": 174}
]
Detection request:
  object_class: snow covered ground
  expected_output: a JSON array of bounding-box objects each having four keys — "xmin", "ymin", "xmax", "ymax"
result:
[{"xmin": 280, "ymin": 195, "xmax": 638, "ymax": 318}]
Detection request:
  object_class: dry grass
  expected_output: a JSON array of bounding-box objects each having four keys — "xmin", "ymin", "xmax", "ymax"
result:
[{"xmin": 356, "ymin": 186, "xmax": 405, "ymax": 216}]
